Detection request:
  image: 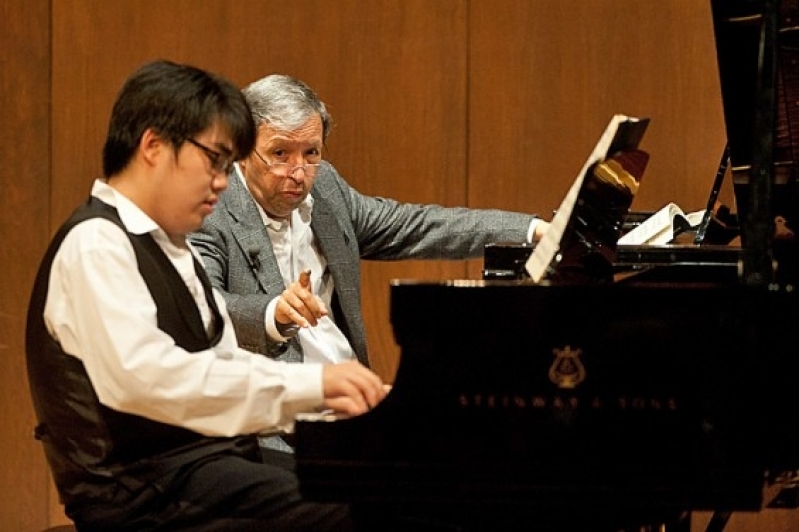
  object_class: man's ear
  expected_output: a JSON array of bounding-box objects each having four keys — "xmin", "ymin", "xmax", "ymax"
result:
[{"xmin": 139, "ymin": 128, "xmax": 167, "ymax": 169}]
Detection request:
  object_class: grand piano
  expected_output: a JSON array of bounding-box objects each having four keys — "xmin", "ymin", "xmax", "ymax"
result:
[{"xmin": 295, "ymin": 2, "xmax": 799, "ymax": 530}]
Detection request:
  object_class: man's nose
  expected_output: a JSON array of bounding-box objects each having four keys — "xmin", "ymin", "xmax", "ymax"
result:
[
  {"xmin": 286, "ymin": 165, "xmax": 307, "ymax": 182},
  {"xmin": 212, "ymin": 172, "xmax": 229, "ymax": 191}
]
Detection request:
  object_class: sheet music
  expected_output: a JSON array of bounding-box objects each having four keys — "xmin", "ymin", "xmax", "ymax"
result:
[
  {"xmin": 525, "ymin": 114, "xmax": 649, "ymax": 283},
  {"xmin": 617, "ymin": 203, "xmax": 705, "ymax": 245}
]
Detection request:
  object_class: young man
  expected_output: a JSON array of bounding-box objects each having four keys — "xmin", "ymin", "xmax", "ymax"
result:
[{"xmin": 26, "ymin": 60, "xmax": 387, "ymax": 532}]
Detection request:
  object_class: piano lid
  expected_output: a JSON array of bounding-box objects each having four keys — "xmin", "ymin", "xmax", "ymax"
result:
[{"xmin": 711, "ymin": 0, "xmax": 799, "ymax": 287}]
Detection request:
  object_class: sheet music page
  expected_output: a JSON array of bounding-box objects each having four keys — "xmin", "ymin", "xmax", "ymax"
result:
[
  {"xmin": 525, "ymin": 114, "xmax": 647, "ymax": 283},
  {"xmin": 617, "ymin": 203, "xmax": 706, "ymax": 245}
]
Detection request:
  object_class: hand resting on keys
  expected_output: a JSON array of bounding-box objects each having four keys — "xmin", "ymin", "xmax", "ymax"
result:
[{"xmin": 322, "ymin": 360, "xmax": 390, "ymax": 416}]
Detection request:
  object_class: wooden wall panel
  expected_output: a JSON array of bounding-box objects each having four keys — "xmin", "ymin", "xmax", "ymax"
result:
[
  {"xmin": 468, "ymin": 0, "xmax": 729, "ymax": 275},
  {"xmin": 0, "ymin": 0, "xmax": 53, "ymax": 530}
]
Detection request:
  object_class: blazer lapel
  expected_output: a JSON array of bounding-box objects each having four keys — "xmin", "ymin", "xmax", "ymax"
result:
[
  {"xmin": 310, "ymin": 181, "xmax": 359, "ymax": 314},
  {"xmin": 225, "ymin": 173, "xmax": 284, "ymax": 295}
]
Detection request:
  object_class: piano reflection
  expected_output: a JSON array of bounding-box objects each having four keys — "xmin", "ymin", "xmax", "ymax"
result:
[{"xmin": 295, "ymin": 1, "xmax": 799, "ymax": 531}]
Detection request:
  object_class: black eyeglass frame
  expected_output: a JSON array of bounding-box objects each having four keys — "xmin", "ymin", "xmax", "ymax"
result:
[{"xmin": 186, "ymin": 138, "xmax": 236, "ymax": 175}]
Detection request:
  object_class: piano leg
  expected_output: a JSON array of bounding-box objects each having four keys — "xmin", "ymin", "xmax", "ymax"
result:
[
  {"xmin": 662, "ymin": 510, "xmax": 731, "ymax": 532},
  {"xmin": 703, "ymin": 511, "xmax": 732, "ymax": 532}
]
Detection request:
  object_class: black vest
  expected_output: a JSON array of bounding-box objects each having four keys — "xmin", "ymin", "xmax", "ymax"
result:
[{"xmin": 26, "ymin": 196, "xmax": 257, "ymax": 508}]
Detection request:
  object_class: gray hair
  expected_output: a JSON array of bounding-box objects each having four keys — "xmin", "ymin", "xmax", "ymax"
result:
[{"xmin": 242, "ymin": 74, "xmax": 334, "ymax": 140}]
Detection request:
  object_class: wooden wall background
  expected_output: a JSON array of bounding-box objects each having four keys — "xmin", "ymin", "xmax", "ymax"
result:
[{"xmin": 1, "ymin": 1, "xmax": 792, "ymax": 530}]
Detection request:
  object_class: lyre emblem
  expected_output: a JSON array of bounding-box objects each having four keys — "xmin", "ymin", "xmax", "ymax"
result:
[{"xmin": 549, "ymin": 346, "xmax": 586, "ymax": 389}]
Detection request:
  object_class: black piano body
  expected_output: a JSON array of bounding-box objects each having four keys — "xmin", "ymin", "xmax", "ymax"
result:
[{"xmin": 295, "ymin": 280, "xmax": 798, "ymax": 523}]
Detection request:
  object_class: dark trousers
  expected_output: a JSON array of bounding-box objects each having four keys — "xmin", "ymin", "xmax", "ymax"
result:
[
  {"xmin": 72, "ymin": 448, "xmax": 354, "ymax": 532},
  {"xmin": 262, "ymin": 448, "xmax": 463, "ymax": 532}
]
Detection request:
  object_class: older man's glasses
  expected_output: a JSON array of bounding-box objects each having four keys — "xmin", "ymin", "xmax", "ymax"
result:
[
  {"xmin": 252, "ymin": 149, "xmax": 321, "ymax": 178},
  {"xmin": 186, "ymin": 138, "xmax": 235, "ymax": 175}
]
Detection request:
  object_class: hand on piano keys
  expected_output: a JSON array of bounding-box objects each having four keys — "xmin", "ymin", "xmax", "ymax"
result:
[{"xmin": 321, "ymin": 360, "xmax": 390, "ymax": 416}]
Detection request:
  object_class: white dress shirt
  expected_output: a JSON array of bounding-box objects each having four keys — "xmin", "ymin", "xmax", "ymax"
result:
[
  {"xmin": 237, "ymin": 168, "xmax": 355, "ymax": 364},
  {"xmin": 43, "ymin": 179, "xmax": 323, "ymax": 437}
]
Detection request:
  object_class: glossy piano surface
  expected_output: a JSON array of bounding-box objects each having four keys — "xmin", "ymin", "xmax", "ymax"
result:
[{"xmin": 295, "ymin": 280, "xmax": 799, "ymax": 517}]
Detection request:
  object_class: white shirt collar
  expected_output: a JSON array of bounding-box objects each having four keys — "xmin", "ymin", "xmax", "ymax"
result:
[{"xmin": 91, "ymin": 179, "xmax": 169, "ymax": 240}]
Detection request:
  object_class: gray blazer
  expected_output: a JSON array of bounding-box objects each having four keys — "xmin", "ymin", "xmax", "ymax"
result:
[{"xmin": 190, "ymin": 161, "xmax": 535, "ymax": 365}]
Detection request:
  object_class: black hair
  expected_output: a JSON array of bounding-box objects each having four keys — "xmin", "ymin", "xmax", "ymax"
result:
[{"xmin": 102, "ymin": 59, "xmax": 255, "ymax": 177}]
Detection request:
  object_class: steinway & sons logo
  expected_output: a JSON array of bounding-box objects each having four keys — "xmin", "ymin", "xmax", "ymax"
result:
[
  {"xmin": 549, "ymin": 345, "xmax": 585, "ymax": 389},
  {"xmin": 456, "ymin": 344, "xmax": 679, "ymax": 412}
]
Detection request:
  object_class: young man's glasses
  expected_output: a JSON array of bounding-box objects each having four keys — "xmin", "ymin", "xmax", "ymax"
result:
[
  {"xmin": 251, "ymin": 149, "xmax": 321, "ymax": 178},
  {"xmin": 186, "ymin": 138, "xmax": 235, "ymax": 175}
]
